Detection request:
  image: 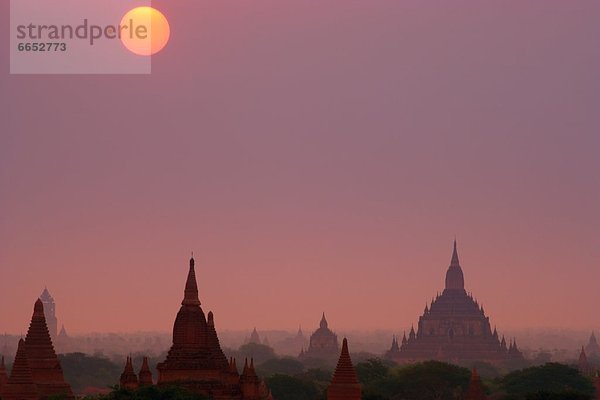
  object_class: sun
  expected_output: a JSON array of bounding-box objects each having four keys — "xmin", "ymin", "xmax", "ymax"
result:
[{"xmin": 120, "ymin": 6, "xmax": 170, "ymax": 56}]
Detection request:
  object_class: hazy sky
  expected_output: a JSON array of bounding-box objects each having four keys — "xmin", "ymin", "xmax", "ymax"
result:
[{"xmin": 1, "ymin": 1, "xmax": 599, "ymax": 335}]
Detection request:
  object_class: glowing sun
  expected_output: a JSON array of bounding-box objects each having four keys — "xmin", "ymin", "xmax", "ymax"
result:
[{"xmin": 120, "ymin": 7, "xmax": 170, "ymax": 56}]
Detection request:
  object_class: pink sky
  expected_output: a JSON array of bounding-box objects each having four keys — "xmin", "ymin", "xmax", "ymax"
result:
[{"xmin": 1, "ymin": 1, "xmax": 599, "ymax": 334}]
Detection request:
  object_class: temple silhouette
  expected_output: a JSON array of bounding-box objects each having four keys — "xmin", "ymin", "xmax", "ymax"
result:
[
  {"xmin": 0, "ymin": 300, "xmax": 73, "ymax": 400},
  {"xmin": 126, "ymin": 256, "xmax": 273, "ymax": 399},
  {"xmin": 326, "ymin": 338, "xmax": 361, "ymax": 400},
  {"xmin": 299, "ymin": 313, "xmax": 339, "ymax": 363},
  {"xmin": 587, "ymin": 332, "xmax": 600, "ymax": 358},
  {"xmin": 386, "ymin": 241, "xmax": 524, "ymax": 365}
]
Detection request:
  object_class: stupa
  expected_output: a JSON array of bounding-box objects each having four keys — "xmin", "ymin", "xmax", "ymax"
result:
[
  {"xmin": 2, "ymin": 300, "xmax": 73, "ymax": 400},
  {"xmin": 326, "ymin": 338, "xmax": 361, "ymax": 400},
  {"xmin": 464, "ymin": 368, "xmax": 487, "ymax": 400},
  {"xmin": 156, "ymin": 256, "xmax": 271, "ymax": 399}
]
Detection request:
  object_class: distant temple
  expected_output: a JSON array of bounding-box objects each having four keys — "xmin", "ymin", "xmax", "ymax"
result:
[
  {"xmin": 39, "ymin": 288, "xmax": 58, "ymax": 340},
  {"xmin": 299, "ymin": 313, "xmax": 339, "ymax": 362},
  {"xmin": 586, "ymin": 332, "xmax": 600, "ymax": 358},
  {"xmin": 119, "ymin": 356, "xmax": 139, "ymax": 390},
  {"xmin": 138, "ymin": 357, "xmax": 153, "ymax": 387},
  {"xmin": 54, "ymin": 325, "xmax": 70, "ymax": 354},
  {"xmin": 247, "ymin": 328, "xmax": 262, "ymax": 345},
  {"xmin": 387, "ymin": 241, "xmax": 524, "ymax": 365},
  {"xmin": 0, "ymin": 299, "xmax": 73, "ymax": 400},
  {"xmin": 150, "ymin": 256, "xmax": 272, "ymax": 399},
  {"xmin": 578, "ymin": 347, "xmax": 594, "ymax": 376},
  {"xmin": 326, "ymin": 338, "xmax": 361, "ymax": 400}
]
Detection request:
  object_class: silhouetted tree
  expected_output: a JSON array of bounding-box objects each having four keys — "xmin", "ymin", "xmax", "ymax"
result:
[
  {"xmin": 359, "ymin": 360, "xmax": 471, "ymax": 400},
  {"xmin": 355, "ymin": 358, "xmax": 392, "ymax": 385},
  {"xmin": 256, "ymin": 357, "xmax": 305, "ymax": 377},
  {"xmin": 500, "ymin": 363, "xmax": 594, "ymax": 399},
  {"xmin": 84, "ymin": 385, "xmax": 208, "ymax": 400},
  {"xmin": 265, "ymin": 374, "xmax": 320, "ymax": 400},
  {"xmin": 58, "ymin": 353, "xmax": 121, "ymax": 393},
  {"xmin": 234, "ymin": 343, "xmax": 276, "ymax": 365}
]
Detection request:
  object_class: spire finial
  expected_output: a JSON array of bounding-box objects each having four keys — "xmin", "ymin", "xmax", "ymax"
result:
[{"xmin": 451, "ymin": 239, "xmax": 460, "ymax": 266}]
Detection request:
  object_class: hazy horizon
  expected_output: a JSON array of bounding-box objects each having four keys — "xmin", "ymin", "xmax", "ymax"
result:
[{"xmin": 1, "ymin": 1, "xmax": 599, "ymax": 334}]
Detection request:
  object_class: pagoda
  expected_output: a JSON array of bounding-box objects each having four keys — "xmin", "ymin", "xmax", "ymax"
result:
[
  {"xmin": 389, "ymin": 241, "xmax": 523, "ymax": 365},
  {"xmin": 586, "ymin": 332, "xmax": 600, "ymax": 358},
  {"xmin": 326, "ymin": 338, "xmax": 361, "ymax": 400},
  {"xmin": 156, "ymin": 256, "xmax": 271, "ymax": 399},
  {"xmin": 2, "ymin": 299, "xmax": 73, "ymax": 400},
  {"xmin": 299, "ymin": 313, "xmax": 339, "ymax": 363},
  {"xmin": 138, "ymin": 357, "xmax": 153, "ymax": 386},
  {"xmin": 578, "ymin": 347, "xmax": 594, "ymax": 376},
  {"xmin": 119, "ymin": 356, "xmax": 139, "ymax": 390},
  {"xmin": 248, "ymin": 328, "xmax": 262, "ymax": 345},
  {"xmin": 464, "ymin": 368, "xmax": 487, "ymax": 400}
]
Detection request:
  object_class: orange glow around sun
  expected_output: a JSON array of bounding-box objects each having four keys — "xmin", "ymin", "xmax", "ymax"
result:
[{"xmin": 120, "ymin": 7, "xmax": 170, "ymax": 56}]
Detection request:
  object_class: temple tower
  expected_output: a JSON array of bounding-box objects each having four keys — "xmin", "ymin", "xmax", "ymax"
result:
[
  {"xmin": 586, "ymin": 332, "xmax": 600, "ymax": 357},
  {"xmin": 300, "ymin": 313, "xmax": 339, "ymax": 362},
  {"xmin": 464, "ymin": 368, "xmax": 487, "ymax": 400},
  {"xmin": 120, "ymin": 356, "xmax": 139, "ymax": 390},
  {"xmin": 23, "ymin": 299, "xmax": 73, "ymax": 399},
  {"xmin": 326, "ymin": 338, "xmax": 361, "ymax": 400},
  {"xmin": 445, "ymin": 240, "xmax": 465, "ymax": 292},
  {"xmin": 138, "ymin": 357, "xmax": 153, "ymax": 387},
  {"xmin": 39, "ymin": 288, "xmax": 58, "ymax": 340},
  {"xmin": 248, "ymin": 328, "xmax": 261, "ymax": 345},
  {"xmin": 155, "ymin": 255, "xmax": 271, "ymax": 399}
]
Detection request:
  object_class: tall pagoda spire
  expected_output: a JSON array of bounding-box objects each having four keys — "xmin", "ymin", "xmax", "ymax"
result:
[
  {"xmin": 320, "ymin": 312, "xmax": 328, "ymax": 329},
  {"xmin": 445, "ymin": 240, "xmax": 465, "ymax": 291},
  {"xmin": 451, "ymin": 239, "xmax": 460, "ymax": 266},
  {"xmin": 327, "ymin": 338, "xmax": 361, "ymax": 400},
  {"xmin": 182, "ymin": 256, "xmax": 201, "ymax": 306},
  {"xmin": 23, "ymin": 299, "xmax": 73, "ymax": 399}
]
